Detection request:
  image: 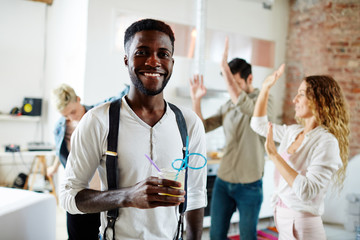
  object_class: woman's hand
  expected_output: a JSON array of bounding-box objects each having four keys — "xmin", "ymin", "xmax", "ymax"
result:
[
  {"xmin": 265, "ymin": 122, "xmax": 278, "ymax": 157},
  {"xmin": 265, "ymin": 122, "xmax": 298, "ymax": 187},
  {"xmin": 189, "ymin": 74, "xmax": 207, "ymax": 101},
  {"xmin": 262, "ymin": 64, "xmax": 285, "ymax": 91}
]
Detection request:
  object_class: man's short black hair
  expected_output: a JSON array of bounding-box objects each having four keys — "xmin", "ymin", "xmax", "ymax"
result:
[
  {"xmin": 228, "ymin": 58, "xmax": 252, "ymax": 81},
  {"xmin": 124, "ymin": 18, "xmax": 175, "ymax": 54}
]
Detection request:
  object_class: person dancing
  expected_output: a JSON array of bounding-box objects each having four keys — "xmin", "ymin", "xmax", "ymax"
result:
[{"xmin": 251, "ymin": 66, "xmax": 350, "ymax": 240}]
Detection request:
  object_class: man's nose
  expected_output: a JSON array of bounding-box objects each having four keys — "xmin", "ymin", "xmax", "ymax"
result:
[
  {"xmin": 145, "ymin": 54, "xmax": 160, "ymax": 67},
  {"xmin": 67, "ymin": 115, "xmax": 76, "ymax": 121}
]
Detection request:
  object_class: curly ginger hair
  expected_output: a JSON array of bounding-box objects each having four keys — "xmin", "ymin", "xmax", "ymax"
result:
[{"xmin": 302, "ymin": 75, "xmax": 350, "ymax": 191}]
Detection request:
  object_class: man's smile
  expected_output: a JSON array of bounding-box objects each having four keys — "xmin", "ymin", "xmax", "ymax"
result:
[{"xmin": 143, "ymin": 72, "xmax": 161, "ymax": 77}]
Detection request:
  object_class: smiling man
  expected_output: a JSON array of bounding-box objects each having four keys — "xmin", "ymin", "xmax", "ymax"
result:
[{"xmin": 59, "ymin": 19, "xmax": 207, "ymax": 240}]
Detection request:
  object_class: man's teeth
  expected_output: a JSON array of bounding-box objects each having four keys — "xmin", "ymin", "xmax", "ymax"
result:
[{"xmin": 144, "ymin": 73, "xmax": 160, "ymax": 77}]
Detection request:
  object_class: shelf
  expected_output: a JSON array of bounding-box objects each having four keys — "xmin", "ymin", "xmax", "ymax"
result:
[
  {"xmin": 176, "ymin": 87, "xmax": 228, "ymax": 99},
  {"xmin": 0, "ymin": 114, "xmax": 41, "ymax": 122},
  {"xmin": 0, "ymin": 150, "xmax": 56, "ymax": 157}
]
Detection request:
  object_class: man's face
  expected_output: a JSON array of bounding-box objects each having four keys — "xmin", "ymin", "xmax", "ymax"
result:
[
  {"xmin": 233, "ymin": 73, "xmax": 250, "ymax": 93},
  {"xmin": 124, "ymin": 30, "xmax": 174, "ymax": 96},
  {"xmin": 60, "ymin": 98, "xmax": 84, "ymax": 122}
]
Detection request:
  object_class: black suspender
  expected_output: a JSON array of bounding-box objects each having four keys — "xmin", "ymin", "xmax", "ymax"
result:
[
  {"xmin": 169, "ymin": 103, "xmax": 188, "ymax": 240},
  {"xmin": 104, "ymin": 99, "xmax": 188, "ymax": 240},
  {"xmin": 103, "ymin": 99, "xmax": 121, "ymax": 240}
]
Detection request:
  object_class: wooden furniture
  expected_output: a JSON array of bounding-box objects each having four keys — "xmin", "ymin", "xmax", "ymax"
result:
[
  {"xmin": 23, "ymin": 154, "xmax": 58, "ymax": 203},
  {"xmin": 0, "ymin": 151, "xmax": 57, "ymax": 201}
]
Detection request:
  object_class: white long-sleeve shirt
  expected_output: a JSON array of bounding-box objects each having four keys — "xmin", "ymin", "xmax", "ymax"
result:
[
  {"xmin": 250, "ymin": 116, "xmax": 342, "ymax": 216},
  {"xmin": 60, "ymin": 97, "xmax": 207, "ymax": 240}
]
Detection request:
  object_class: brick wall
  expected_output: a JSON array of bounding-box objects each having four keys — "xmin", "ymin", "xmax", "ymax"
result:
[{"xmin": 284, "ymin": 0, "xmax": 360, "ymax": 158}]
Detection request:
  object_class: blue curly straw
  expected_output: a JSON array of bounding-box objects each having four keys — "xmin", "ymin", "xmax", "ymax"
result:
[{"xmin": 171, "ymin": 136, "xmax": 207, "ymax": 181}]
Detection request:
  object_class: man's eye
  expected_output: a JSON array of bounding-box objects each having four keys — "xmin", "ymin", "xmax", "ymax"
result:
[
  {"xmin": 159, "ymin": 52, "xmax": 170, "ymax": 58},
  {"xmin": 135, "ymin": 50, "xmax": 146, "ymax": 55}
]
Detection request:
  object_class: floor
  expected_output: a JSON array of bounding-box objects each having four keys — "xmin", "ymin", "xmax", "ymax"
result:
[
  {"xmin": 56, "ymin": 206, "xmax": 356, "ymax": 240},
  {"xmin": 56, "ymin": 207, "xmax": 67, "ymax": 240}
]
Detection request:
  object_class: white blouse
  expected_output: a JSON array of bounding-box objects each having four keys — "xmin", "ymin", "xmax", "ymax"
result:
[{"xmin": 251, "ymin": 116, "xmax": 342, "ymax": 215}]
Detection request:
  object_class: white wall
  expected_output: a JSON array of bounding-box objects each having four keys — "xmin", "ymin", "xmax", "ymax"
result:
[
  {"xmin": 0, "ymin": 0, "xmax": 88, "ymax": 185},
  {"xmin": 0, "ymin": 0, "xmax": 46, "ymax": 149},
  {"xmin": 0, "ymin": 0, "xmax": 88, "ymax": 148},
  {"xmin": 43, "ymin": 0, "xmax": 89, "ymax": 145}
]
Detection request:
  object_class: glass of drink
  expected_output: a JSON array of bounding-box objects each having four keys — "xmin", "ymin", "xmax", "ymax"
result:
[{"xmin": 158, "ymin": 168, "xmax": 185, "ymax": 197}]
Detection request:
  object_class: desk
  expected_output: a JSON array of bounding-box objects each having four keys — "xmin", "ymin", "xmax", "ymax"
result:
[{"xmin": 0, "ymin": 187, "xmax": 56, "ymax": 240}]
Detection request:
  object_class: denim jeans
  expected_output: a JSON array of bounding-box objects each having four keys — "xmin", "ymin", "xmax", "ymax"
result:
[{"xmin": 210, "ymin": 177, "xmax": 263, "ymax": 240}]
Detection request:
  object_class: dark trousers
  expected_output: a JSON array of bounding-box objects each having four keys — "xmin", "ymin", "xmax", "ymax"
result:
[
  {"xmin": 210, "ymin": 177, "xmax": 263, "ymax": 240},
  {"xmin": 67, "ymin": 212, "xmax": 101, "ymax": 240}
]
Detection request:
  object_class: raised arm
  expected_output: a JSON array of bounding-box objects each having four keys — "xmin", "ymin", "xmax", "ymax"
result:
[
  {"xmin": 220, "ymin": 37, "xmax": 242, "ymax": 104},
  {"xmin": 253, "ymin": 64, "xmax": 285, "ymax": 117},
  {"xmin": 189, "ymin": 74, "xmax": 207, "ymax": 121}
]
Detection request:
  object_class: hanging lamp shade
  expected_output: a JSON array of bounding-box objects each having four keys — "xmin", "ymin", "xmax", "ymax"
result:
[{"xmin": 29, "ymin": 0, "xmax": 53, "ymax": 5}]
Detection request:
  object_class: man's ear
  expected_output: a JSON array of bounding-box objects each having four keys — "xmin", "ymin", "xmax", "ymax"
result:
[
  {"xmin": 247, "ymin": 74, "xmax": 253, "ymax": 85},
  {"xmin": 124, "ymin": 55, "xmax": 128, "ymax": 66},
  {"xmin": 76, "ymin": 96, "xmax": 81, "ymax": 103}
]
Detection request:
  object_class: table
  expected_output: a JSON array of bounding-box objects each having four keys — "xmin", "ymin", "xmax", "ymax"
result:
[{"xmin": 0, "ymin": 186, "xmax": 56, "ymax": 240}]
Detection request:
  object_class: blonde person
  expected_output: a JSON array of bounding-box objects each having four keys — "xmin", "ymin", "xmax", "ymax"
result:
[
  {"xmin": 50, "ymin": 83, "xmax": 128, "ymax": 239},
  {"xmin": 250, "ymin": 66, "xmax": 350, "ymax": 240}
]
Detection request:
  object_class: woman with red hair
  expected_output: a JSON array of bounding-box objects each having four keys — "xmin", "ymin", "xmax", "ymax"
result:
[{"xmin": 251, "ymin": 67, "xmax": 350, "ymax": 240}]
